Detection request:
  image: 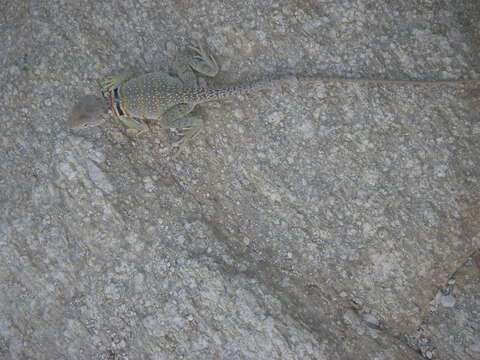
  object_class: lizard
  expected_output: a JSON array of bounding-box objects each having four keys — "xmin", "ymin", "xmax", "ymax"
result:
[{"xmin": 68, "ymin": 41, "xmax": 480, "ymax": 153}]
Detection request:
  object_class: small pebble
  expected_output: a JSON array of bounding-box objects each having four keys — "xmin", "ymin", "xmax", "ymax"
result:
[
  {"xmin": 439, "ymin": 294, "xmax": 456, "ymax": 308},
  {"xmin": 363, "ymin": 313, "xmax": 380, "ymax": 329}
]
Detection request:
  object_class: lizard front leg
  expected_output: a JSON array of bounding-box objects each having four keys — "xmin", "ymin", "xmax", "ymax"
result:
[
  {"xmin": 119, "ymin": 117, "xmax": 150, "ymax": 137},
  {"xmin": 101, "ymin": 70, "xmax": 138, "ymax": 92}
]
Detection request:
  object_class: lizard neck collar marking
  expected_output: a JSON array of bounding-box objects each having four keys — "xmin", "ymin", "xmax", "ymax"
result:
[{"xmin": 106, "ymin": 86, "xmax": 129, "ymax": 119}]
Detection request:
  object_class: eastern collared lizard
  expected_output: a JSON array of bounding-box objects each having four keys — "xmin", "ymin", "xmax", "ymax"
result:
[{"xmin": 68, "ymin": 41, "xmax": 480, "ymax": 152}]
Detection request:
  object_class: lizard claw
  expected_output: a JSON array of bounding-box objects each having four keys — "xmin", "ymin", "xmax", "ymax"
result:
[
  {"xmin": 101, "ymin": 71, "xmax": 136, "ymax": 91},
  {"xmin": 101, "ymin": 75, "xmax": 121, "ymax": 91},
  {"xmin": 188, "ymin": 41, "xmax": 219, "ymax": 77},
  {"xmin": 171, "ymin": 126, "xmax": 203, "ymax": 159},
  {"xmin": 119, "ymin": 117, "xmax": 150, "ymax": 136},
  {"xmin": 188, "ymin": 41, "xmax": 206, "ymax": 57}
]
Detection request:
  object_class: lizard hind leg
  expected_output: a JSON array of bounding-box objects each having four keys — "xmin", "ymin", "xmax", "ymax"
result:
[
  {"xmin": 161, "ymin": 102, "xmax": 197, "ymax": 127},
  {"xmin": 174, "ymin": 41, "xmax": 219, "ymax": 87},
  {"xmin": 163, "ymin": 104, "xmax": 204, "ymax": 144},
  {"xmin": 171, "ymin": 118, "xmax": 205, "ymax": 159},
  {"xmin": 160, "ymin": 102, "xmax": 204, "ymax": 158},
  {"xmin": 172, "ymin": 118, "xmax": 204, "ymax": 145},
  {"xmin": 188, "ymin": 41, "xmax": 219, "ymax": 77}
]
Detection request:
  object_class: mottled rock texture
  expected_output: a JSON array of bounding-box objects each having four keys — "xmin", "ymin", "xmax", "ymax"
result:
[{"xmin": 1, "ymin": 1, "xmax": 479, "ymax": 359}]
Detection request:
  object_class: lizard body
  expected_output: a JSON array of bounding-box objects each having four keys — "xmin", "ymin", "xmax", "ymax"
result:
[
  {"xmin": 109, "ymin": 72, "xmax": 272, "ymax": 122},
  {"xmin": 68, "ymin": 41, "xmax": 480, "ymax": 147}
]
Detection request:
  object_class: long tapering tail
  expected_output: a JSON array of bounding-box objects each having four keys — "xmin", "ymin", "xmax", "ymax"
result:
[
  {"xmin": 192, "ymin": 73, "xmax": 480, "ymax": 103},
  {"xmin": 195, "ymin": 78, "xmax": 284, "ymax": 102},
  {"xmin": 295, "ymin": 74, "xmax": 480, "ymax": 87}
]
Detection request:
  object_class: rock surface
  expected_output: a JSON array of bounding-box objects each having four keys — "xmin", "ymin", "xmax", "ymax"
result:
[{"xmin": 1, "ymin": 1, "xmax": 479, "ymax": 359}]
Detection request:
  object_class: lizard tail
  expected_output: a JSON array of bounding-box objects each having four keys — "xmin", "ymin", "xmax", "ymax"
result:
[
  {"xmin": 194, "ymin": 74, "xmax": 480, "ymax": 104},
  {"xmin": 295, "ymin": 74, "xmax": 480, "ymax": 87},
  {"xmin": 197, "ymin": 78, "xmax": 286, "ymax": 101}
]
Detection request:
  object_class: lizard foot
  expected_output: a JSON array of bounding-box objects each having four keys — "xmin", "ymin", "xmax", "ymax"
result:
[
  {"xmin": 188, "ymin": 41, "xmax": 219, "ymax": 77},
  {"xmin": 119, "ymin": 117, "xmax": 150, "ymax": 137},
  {"xmin": 171, "ymin": 120, "xmax": 204, "ymax": 159},
  {"xmin": 101, "ymin": 71, "xmax": 136, "ymax": 91}
]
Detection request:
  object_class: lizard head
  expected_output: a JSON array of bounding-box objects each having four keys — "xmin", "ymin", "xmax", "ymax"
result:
[{"xmin": 68, "ymin": 95, "xmax": 110, "ymax": 129}]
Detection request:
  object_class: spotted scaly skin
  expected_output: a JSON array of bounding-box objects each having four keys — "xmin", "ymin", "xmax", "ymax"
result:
[
  {"xmin": 99, "ymin": 42, "xmax": 282, "ymax": 143},
  {"xmin": 118, "ymin": 72, "xmax": 271, "ymax": 121}
]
